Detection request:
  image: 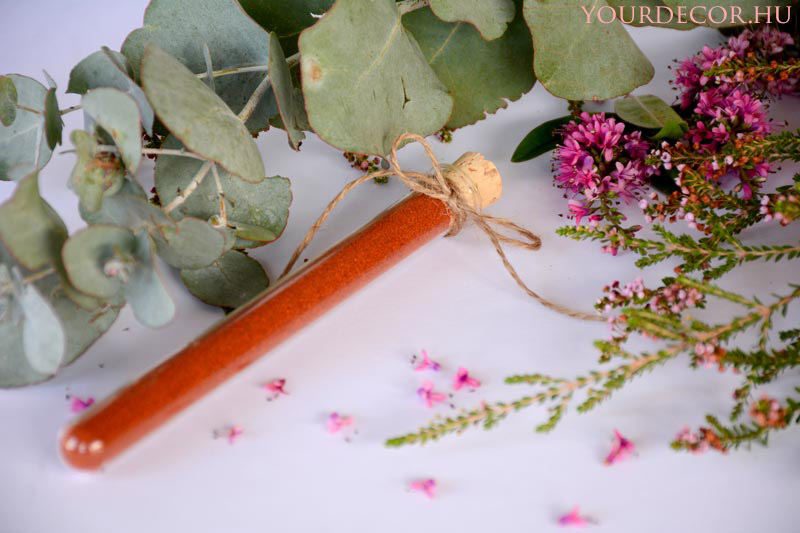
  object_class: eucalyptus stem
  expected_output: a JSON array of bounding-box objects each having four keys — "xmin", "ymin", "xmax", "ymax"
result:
[
  {"xmin": 60, "ymin": 105, "xmax": 81, "ymax": 116},
  {"xmin": 163, "ymin": 160, "xmax": 213, "ymax": 214},
  {"xmin": 238, "ymin": 75, "xmax": 272, "ymax": 123},
  {"xmin": 0, "ymin": 267, "xmax": 56, "ymax": 296},
  {"xmin": 211, "ymin": 164, "xmax": 228, "ymax": 226},
  {"xmin": 16, "ymin": 104, "xmax": 40, "ymax": 115},
  {"xmin": 195, "ymin": 64, "xmax": 269, "ymax": 79},
  {"xmin": 140, "ymin": 148, "xmax": 211, "ymax": 161}
]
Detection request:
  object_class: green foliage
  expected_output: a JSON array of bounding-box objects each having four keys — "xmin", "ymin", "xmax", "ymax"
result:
[
  {"xmin": 429, "ymin": 0, "xmax": 516, "ymax": 41},
  {"xmin": 180, "ymin": 250, "xmax": 269, "ymax": 309},
  {"xmin": 43, "ymin": 87, "xmax": 63, "ymax": 150},
  {"xmin": 238, "ymin": 0, "xmax": 335, "ymax": 56},
  {"xmin": 614, "ymin": 94, "xmax": 687, "ymax": 138},
  {"xmin": 267, "ymin": 32, "xmax": 307, "ymax": 150},
  {"xmin": 0, "ymin": 76, "xmax": 18, "ymax": 127},
  {"xmin": 82, "ymin": 88, "xmax": 143, "ymax": 173},
  {"xmin": 0, "ymin": 75, "xmax": 52, "ymax": 182},
  {"xmin": 403, "ymin": 1, "xmax": 536, "ymax": 130},
  {"xmin": 298, "ymin": 0, "xmax": 453, "ymax": 155}
]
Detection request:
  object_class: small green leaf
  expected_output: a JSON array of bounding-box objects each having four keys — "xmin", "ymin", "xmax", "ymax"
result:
[
  {"xmin": 124, "ymin": 231, "xmax": 175, "ymax": 328},
  {"xmin": 19, "ymin": 280, "xmax": 65, "ymax": 375},
  {"xmin": 0, "ymin": 75, "xmax": 53, "ymax": 181},
  {"xmin": 652, "ymin": 118, "xmax": 690, "ymax": 141},
  {"xmin": 81, "ymin": 88, "xmax": 143, "ymax": 173},
  {"xmin": 239, "ymin": 0, "xmax": 335, "ymax": 55},
  {"xmin": 69, "ymin": 130, "xmax": 126, "ymax": 213},
  {"xmin": 61, "ymin": 225, "xmax": 137, "ymax": 299},
  {"xmin": 67, "ymin": 48, "xmax": 155, "ymax": 136},
  {"xmin": 298, "ymin": 0, "xmax": 452, "ymax": 155},
  {"xmin": 0, "ymin": 173, "xmax": 68, "ymax": 270},
  {"xmin": 0, "ymin": 75, "xmax": 17, "ymax": 127},
  {"xmin": 268, "ymin": 32, "xmax": 305, "ymax": 150},
  {"xmin": 181, "ymin": 250, "xmax": 268, "ymax": 309},
  {"xmin": 429, "ymin": 0, "xmax": 515, "ymax": 41},
  {"xmin": 511, "ymin": 115, "xmax": 574, "ymax": 163},
  {"xmin": 140, "ymin": 44, "xmax": 266, "ymax": 183},
  {"xmin": 153, "ymin": 217, "xmax": 227, "ymax": 269},
  {"xmin": 614, "ymin": 94, "xmax": 686, "ymax": 130},
  {"xmin": 44, "ymin": 88, "xmax": 63, "ymax": 150}
]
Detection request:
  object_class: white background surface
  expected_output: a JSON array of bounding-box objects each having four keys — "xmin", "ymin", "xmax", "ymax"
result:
[{"xmin": 1, "ymin": 2, "xmax": 799, "ymax": 532}]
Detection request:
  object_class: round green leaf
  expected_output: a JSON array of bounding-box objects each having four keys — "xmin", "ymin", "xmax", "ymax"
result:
[
  {"xmin": 0, "ymin": 75, "xmax": 18, "ymax": 127},
  {"xmin": 181, "ymin": 250, "xmax": 268, "ymax": 309},
  {"xmin": 67, "ymin": 48, "xmax": 155, "ymax": 136},
  {"xmin": 153, "ymin": 217, "xmax": 227, "ymax": 269},
  {"xmin": 121, "ymin": 0, "xmax": 278, "ymax": 133},
  {"xmin": 0, "ymin": 75, "xmax": 53, "ymax": 181},
  {"xmin": 82, "ymin": 88, "xmax": 143, "ymax": 173},
  {"xmin": 298, "ymin": 0, "xmax": 453, "ymax": 155},
  {"xmin": 239, "ymin": 0, "xmax": 335, "ymax": 56},
  {"xmin": 140, "ymin": 44, "xmax": 265, "ymax": 183},
  {"xmin": 155, "ymin": 136, "xmax": 290, "ymax": 249},
  {"xmin": 523, "ymin": 0, "xmax": 654, "ymax": 101},
  {"xmin": 124, "ymin": 231, "xmax": 175, "ymax": 328},
  {"xmin": 62, "ymin": 225, "xmax": 137, "ymax": 299},
  {"xmin": 429, "ymin": 0, "xmax": 515, "ymax": 41},
  {"xmin": 19, "ymin": 280, "xmax": 65, "ymax": 375},
  {"xmin": 0, "ymin": 173, "xmax": 68, "ymax": 270},
  {"xmin": 403, "ymin": 2, "xmax": 535, "ymax": 129}
]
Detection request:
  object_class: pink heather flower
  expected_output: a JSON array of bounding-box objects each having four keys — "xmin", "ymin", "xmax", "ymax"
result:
[
  {"xmin": 554, "ymin": 113, "xmax": 658, "ymax": 224},
  {"xmin": 69, "ymin": 396, "xmax": 95, "ymax": 414},
  {"xmin": 452, "ymin": 367, "xmax": 480, "ymax": 391},
  {"xmin": 417, "ymin": 381, "xmax": 447, "ymax": 408},
  {"xmin": 326, "ymin": 412, "xmax": 354, "ymax": 434},
  {"xmin": 213, "ymin": 425, "xmax": 244, "ymax": 444},
  {"xmin": 604, "ymin": 429, "xmax": 635, "ymax": 465},
  {"xmin": 409, "ymin": 478, "xmax": 436, "ymax": 499},
  {"xmin": 262, "ymin": 378, "xmax": 288, "ymax": 399},
  {"xmin": 414, "ymin": 349, "xmax": 441, "ymax": 372},
  {"xmin": 558, "ymin": 506, "xmax": 593, "ymax": 527}
]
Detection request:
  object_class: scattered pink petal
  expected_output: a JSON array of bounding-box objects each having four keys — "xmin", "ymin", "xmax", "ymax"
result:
[
  {"xmin": 604, "ymin": 429, "xmax": 636, "ymax": 465},
  {"xmin": 452, "ymin": 367, "xmax": 481, "ymax": 391},
  {"xmin": 414, "ymin": 349, "xmax": 441, "ymax": 372},
  {"xmin": 327, "ymin": 412, "xmax": 354, "ymax": 434},
  {"xmin": 70, "ymin": 396, "xmax": 95, "ymax": 413},
  {"xmin": 558, "ymin": 506, "xmax": 592, "ymax": 528},
  {"xmin": 409, "ymin": 478, "xmax": 436, "ymax": 499},
  {"xmin": 213, "ymin": 425, "xmax": 244, "ymax": 444},
  {"xmin": 417, "ymin": 381, "xmax": 447, "ymax": 408},
  {"xmin": 262, "ymin": 378, "xmax": 288, "ymax": 399}
]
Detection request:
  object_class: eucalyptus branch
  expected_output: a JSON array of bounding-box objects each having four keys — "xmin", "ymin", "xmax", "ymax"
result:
[
  {"xmin": 60, "ymin": 105, "xmax": 81, "ymax": 116},
  {"xmin": 163, "ymin": 160, "xmax": 213, "ymax": 214},
  {"xmin": 15, "ymin": 104, "xmax": 40, "ymax": 115},
  {"xmin": 238, "ymin": 75, "xmax": 272, "ymax": 123},
  {"xmin": 195, "ymin": 65, "xmax": 268, "ymax": 80},
  {"xmin": 211, "ymin": 164, "xmax": 228, "ymax": 227},
  {"xmin": 0, "ymin": 267, "xmax": 56, "ymax": 297}
]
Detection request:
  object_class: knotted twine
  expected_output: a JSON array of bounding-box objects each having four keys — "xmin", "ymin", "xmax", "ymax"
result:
[{"xmin": 280, "ymin": 133, "xmax": 602, "ymax": 322}]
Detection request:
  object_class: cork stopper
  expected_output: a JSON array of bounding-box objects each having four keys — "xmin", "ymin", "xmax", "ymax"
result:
[{"xmin": 442, "ymin": 152, "xmax": 502, "ymax": 210}]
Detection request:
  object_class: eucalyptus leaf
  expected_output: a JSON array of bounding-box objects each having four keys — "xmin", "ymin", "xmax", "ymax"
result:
[
  {"xmin": 140, "ymin": 44, "xmax": 265, "ymax": 184},
  {"xmin": 403, "ymin": 2, "xmax": 535, "ymax": 129},
  {"xmin": 0, "ymin": 75, "xmax": 52, "ymax": 181},
  {"xmin": 121, "ymin": 0, "xmax": 277, "ymax": 132},
  {"xmin": 0, "ymin": 76, "xmax": 17, "ymax": 127},
  {"xmin": 0, "ymin": 173, "xmax": 68, "ymax": 270},
  {"xmin": 62, "ymin": 225, "xmax": 138, "ymax": 299},
  {"xmin": 0, "ymin": 245, "xmax": 119, "ymax": 388},
  {"xmin": 43, "ymin": 88, "xmax": 63, "ymax": 150},
  {"xmin": 661, "ymin": 0, "xmax": 794, "ymax": 28},
  {"xmin": 511, "ymin": 115, "xmax": 575, "ymax": 163},
  {"xmin": 69, "ymin": 130, "xmax": 126, "ymax": 213},
  {"xmin": 81, "ymin": 88, "xmax": 143, "ymax": 173},
  {"xmin": 153, "ymin": 217, "xmax": 227, "ymax": 269},
  {"xmin": 124, "ymin": 231, "xmax": 175, "ymax": 328},
  {"xmin": 268, "ymin": 32, "xmax": 305, "ymax": 150},
  {"xmin": 239, "ymin": 0, "xmax": 335, "ymax": 56},
  {"xmin": 155, "ymin": 136, "xmax": 290, "ymax": 249},
  {"xmin": 523, "ymin": 0, "xmax": 654, "ymax": 101},
  {"xmin": 19, "ymin": 281, "xmax": 65, "ymax": 375},
  {"xmin": 67, "ymin": 48, "xmax": 155, "ymax": 135},
  {"xmin": 614, "ymin": 94, "xmax": 686, "ymax": 130},
  {"xmin": 180, "ymin": 250, "xmax": 268, "ymax": 309},
  {"xmin": 299, "ymin": 0, "xmax": 452, "ymax": 155},
  {"xmin": 429, "ymin": 0, "xmax": 515, "ymax": 41}
]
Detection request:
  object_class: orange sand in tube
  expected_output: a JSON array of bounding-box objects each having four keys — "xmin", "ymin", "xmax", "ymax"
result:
[{"xmin": 60, "ymin": 193, "xmax": 453, "ymax": 470}]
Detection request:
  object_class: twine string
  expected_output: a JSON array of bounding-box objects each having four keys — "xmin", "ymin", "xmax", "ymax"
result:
[{"xmin": 280, "ymin": 133, "xmax": 602, "ymax": 322}]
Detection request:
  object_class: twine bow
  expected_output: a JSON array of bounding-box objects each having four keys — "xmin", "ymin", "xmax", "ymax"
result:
[{"xmin": 281, "ymin": 133, "xmax": 601, "ymax": 322}]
